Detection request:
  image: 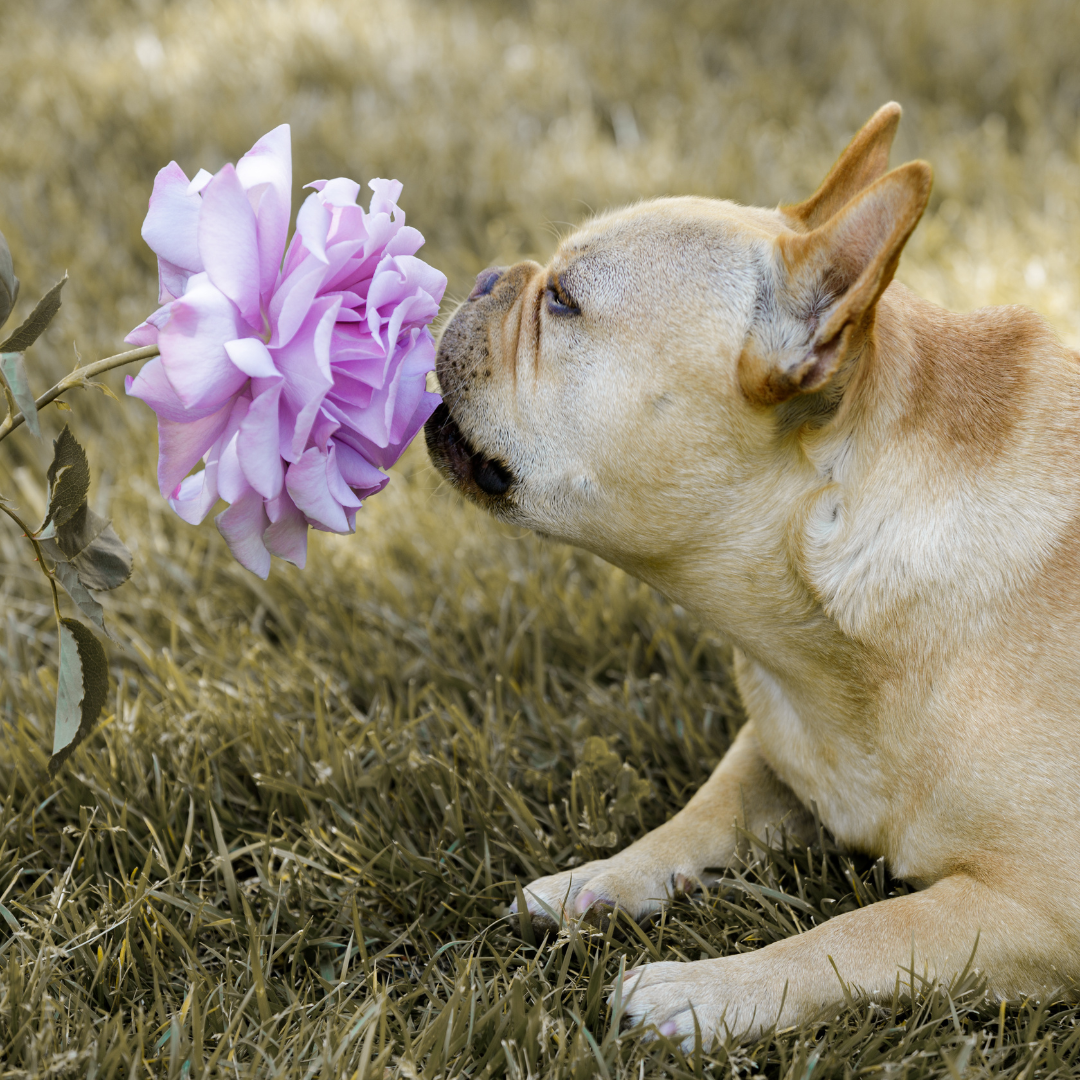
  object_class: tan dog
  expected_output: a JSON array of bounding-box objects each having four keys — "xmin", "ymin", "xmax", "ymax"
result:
[{"xmin": 425, "ymin": 102, "xmax": 1080, "ymax": 1045}]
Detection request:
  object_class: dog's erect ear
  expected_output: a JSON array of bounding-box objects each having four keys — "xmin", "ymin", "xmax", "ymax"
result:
[
  {"xmin": 782, "ymin": 103, "xmax": 902, "ymax": 231},
  {"xmin": 740, "ymin": 161, "xmax": 932, "ymax": 406}
]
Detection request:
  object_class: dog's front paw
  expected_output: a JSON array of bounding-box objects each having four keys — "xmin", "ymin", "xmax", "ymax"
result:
[
  {"xmin": 615, "ymin": 956, "xmax": 786, "ymax": 1048},
  {"xmin": 511, "ymin": 856, "xmax": 695, "ymax": 929}
]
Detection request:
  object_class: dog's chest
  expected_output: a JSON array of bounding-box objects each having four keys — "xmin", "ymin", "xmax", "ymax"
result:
[{"xmin": 733, "ymin": 654, "xmax": 897, "ymax": 853}]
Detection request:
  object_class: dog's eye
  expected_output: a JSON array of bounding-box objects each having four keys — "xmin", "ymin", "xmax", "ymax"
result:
[{"xmin": 544, "ymin": 275, "xmax": 579, "ymax": 316}]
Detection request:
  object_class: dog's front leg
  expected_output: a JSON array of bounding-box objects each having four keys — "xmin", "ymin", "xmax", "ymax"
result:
[
  {"xmin": 617, "ymin": 873, "xmax": 1067, "ymax": 1047},
  {"xmin": 512, "ymin": 721, "xmax": 812, "ymax": 927}
]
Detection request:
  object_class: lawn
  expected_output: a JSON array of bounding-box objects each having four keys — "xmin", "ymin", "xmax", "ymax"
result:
[{"xmin": 2, "ymin": 0, "xmax": 1080, "ymax": 1076}]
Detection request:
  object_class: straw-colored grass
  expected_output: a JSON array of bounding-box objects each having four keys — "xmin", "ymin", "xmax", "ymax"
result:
[{"xmin": 3, "ymin": 0, "xmax": 1080, "ymax": 1075}]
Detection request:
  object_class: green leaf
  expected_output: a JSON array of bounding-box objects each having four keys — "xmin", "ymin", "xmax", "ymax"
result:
[
  {"xmin": 39, "ymin": 504, "xmax": 133, "ymax": 593},
  {"xmin": 49, "ymin": 617, "xmax": 109, "ymax": 775},
  {"xmin": 0, "ymin": 273, "xmax": 65, "ymax": 353},
  {"xmin": 72, "ymin": 523, "xmax": 132, "ymax": 591},
  {"xmin": 52, "ymin": 559, "xmax": 106, "ymax": 635},
  {"xmin": 42, "ymin": 425, "xmax": 90, "ymax": 530},
  {"xmin": 0, "ymin": 229, "xmax": 18, "ymax": 332},
  {"xmin": 47, "ymin": 501, "xmax": 106, "ymax": 557},
  {"xmin": 0, "ymin": 352, "xmax": 40, "ymax": 438}
]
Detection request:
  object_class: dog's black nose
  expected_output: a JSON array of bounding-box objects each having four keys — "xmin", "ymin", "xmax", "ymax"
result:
[{"xmin": 468, "ymin": 266, "xmax": 504, "ymax": 300}]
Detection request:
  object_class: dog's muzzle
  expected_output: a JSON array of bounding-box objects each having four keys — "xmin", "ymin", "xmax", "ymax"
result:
[{"xmin": 424, "ymin": 403, "xmax": 515, "ymax": 498}]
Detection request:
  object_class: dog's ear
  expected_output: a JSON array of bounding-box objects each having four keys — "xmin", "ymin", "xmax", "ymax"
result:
[
  {"xmin": 782, "ymin": 103, "xmax": 902, "ymax": 231},
  {"xmin": 740, "ymin": 160, "xmax": 932, "ymax": 406}
]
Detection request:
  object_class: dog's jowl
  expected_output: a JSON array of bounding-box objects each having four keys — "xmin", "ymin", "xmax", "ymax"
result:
[{"xmin": 426, "ymin": 103, "xmax": 1080, "ymax": 1046}]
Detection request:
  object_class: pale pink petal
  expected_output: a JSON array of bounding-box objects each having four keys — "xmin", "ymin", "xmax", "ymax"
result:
[
  {"xmin": 142, "ymin": 162, "xmax": 204, "ymax": 275},
  {"xmin": 286, "ymin": 446, "xmax": 350, "ymax": 533},
  {"xmin": 188, "ymin": 169, "xmax": 213, "ymax": 194},
  {"xmin": 296, "ymin": 191, "xmax": 332, "ymax": 264},
  {"xmin": 268, "ymin": 258, "xmax": 328, "ymax": 348},
  {"xmin": 125, "ymin": 320, "xmax": 160, "ymax": 348},
  {"xmin": 385, "ymin": 225, "xmax": 425, "ymax": 258},
  {"xmin": 263, "ymin": 490, "xmax": 308, "ymax": 568},
  {"xmin": 332, "ymin": 439, "xmax": 387, "ymax": 497},
  {"xmin": 394, "ymin": 389, "xmax": 442, "ymax": 453},
  {"xmin": 236, "ymin": 125, "xmax": 292, "ymax": 298},
  {"xmin": 157, "ymin": 273, "xmax": 250, "ymax": 412},
  {"xmin": 325, "ymin": 443, "xmax": 364, "ymax": 508},
  {"xmin": 127, "ymin": 355, "xmax": 224, "ymax": 422},
  {"xmin": 156, "ymin": 257, "xmax": 193, "ymax": 305},
  {"xmin": 368, "ymin": 178, "xmax": 404, "ymax": 216},
  {"xmin": 370, "ymin": 256, "xmax": 447, "ymax": 312},
  {"xmin": 237, "ymin": 382, "xmax": 285, "ymax": 498},
  {"xmin": 215, "ymin": 398, "xmax": 252, "ymax": 505},
  {"xmin": 311, "ymin": 410, "xmax": 341, "ymax": 452},
  {"xmin": 225, "ymin": 337, "xmax": 278, "ymax": 378},
  {"xmin": 198, "ymin": 164, "xmax": 262, "ymax": 329},
  {"xmin": 170, "ymin": 454, "xmax": 220, "ymax": 525},
  {"xmin": 318, "ymin": 177, "xmax": 362, "ymax": 207},
  {"xmin": 156, "ymin": 399, "xmax": 234, "ymax": 498},
  {"xmin": 271, "ymin": 295, "xmax": 339, "ymax": 458},
  {"xmin": 216, "ymin": 489, "xmax": 272, "ymax": 578}
]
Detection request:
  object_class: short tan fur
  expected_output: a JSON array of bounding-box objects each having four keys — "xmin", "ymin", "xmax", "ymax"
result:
[{"xmin": 426, "ymin": 103, "xmax": 1080, "ymax": 1046}]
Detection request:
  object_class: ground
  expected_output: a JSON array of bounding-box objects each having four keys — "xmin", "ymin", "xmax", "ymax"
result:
[{"xmin": 2, "ymin": 0, "xmax": 1080, "ymax": 1076}]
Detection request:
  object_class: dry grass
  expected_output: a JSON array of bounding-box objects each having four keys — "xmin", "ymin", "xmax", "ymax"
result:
[{"xmin": 3, "ymin": 0, "xmax": 1080, "ymax": 1075}]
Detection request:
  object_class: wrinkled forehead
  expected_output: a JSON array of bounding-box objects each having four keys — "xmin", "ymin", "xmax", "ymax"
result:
[{"xmin": 551, "ymin": 197, "xmax": 785, "ymax": 311}]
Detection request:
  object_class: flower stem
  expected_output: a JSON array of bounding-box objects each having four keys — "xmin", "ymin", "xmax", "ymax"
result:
[
  {"xmin": 0, "ymin": 344, "xmax": 160, "ymax": 445},
  {"xmin": 0, "ymin": 499, "xmax": 62, "ymax": 623}
]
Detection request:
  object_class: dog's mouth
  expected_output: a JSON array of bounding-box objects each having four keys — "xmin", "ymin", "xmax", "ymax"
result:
[{"xmin": 424, "ymin": 402, "xmax": 515, "ymax": 500}]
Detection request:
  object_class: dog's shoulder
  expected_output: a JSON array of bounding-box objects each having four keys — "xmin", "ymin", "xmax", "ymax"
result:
[{"xmin": 875, "ymin": 283, "xmax": 1078, "ymax": 465}]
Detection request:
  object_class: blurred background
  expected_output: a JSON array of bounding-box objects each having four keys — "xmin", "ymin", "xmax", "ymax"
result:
[
  {"xmin": 2, "ymin": 0, "xmax": 1080, "ymax": 1072},
  {"xmin": 4, "ymin": 0, "xmax": 1080, "ymax": 661}
]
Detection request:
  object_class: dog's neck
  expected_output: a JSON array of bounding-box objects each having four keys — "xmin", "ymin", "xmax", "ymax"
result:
[{"xmin": 646, "ymin": 283, "xmax": 1080, "ymax": 723}]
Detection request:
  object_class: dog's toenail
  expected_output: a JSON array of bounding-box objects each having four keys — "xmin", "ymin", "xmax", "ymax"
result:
[
  {"xmin": 659, "ymin": 1021, "xmax": 678, "ymax": 1037},
  {"xmin": 575, "ymin": 889, "xmax": 607, "ymax": 914}
]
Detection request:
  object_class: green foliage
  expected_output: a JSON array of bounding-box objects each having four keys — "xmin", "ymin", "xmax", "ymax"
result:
[
  {"xmin": 51, "ymin": 557, "xmax": 106, "ymax": 634},
  {"xmin": 2, "ymin": 0, "xmax": 1080, "ymax": 1075},
  {"xmin": 43, "ymin": 425, "xmax": 90, "ymax": 530},
  {"xmin": 50, "ymin": 616, "xmax": 109, "ymax": 771},
  {"xmin": 0, "ymin": 229, "xmax": 18, "ymax": 331},
  {"xmin": 0, "ymin": 275, "xmax": 66, "ymax": 355},
  {"xmin": 0, "ymin": 354, "xmax": 39, "ymax": 439}
]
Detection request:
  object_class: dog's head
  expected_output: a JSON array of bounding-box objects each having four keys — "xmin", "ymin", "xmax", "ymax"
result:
[{"xmin": 426, "ymin": 104, "xmax": 931, "ymax": 590}]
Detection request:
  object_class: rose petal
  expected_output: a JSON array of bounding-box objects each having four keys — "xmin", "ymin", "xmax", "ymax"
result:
[
  {"xmin": 332, "ymin": 439, "xmax": 388, "ymax": 497},
  {"xmin": 215, "ymin": 489, "xmax": 272, "ymax": 578},
  {"xmin": 127, "ymin": 355, "xmax": 224, "ymax": 423},
  {"xmin": 271, "ymin": 295, "xmax": 339, "ymax": 458},
  {"xmin": 156, "ymin": 256, "xmax": 195, "ymax": 305},
  {"xmin": 263, "ymin": 490, "xmax": 308, "ymax": 567},
  {"xmin": 156, "ymin": 398, "xmax": 234, "ymax": 498},
  {"xmin": 324, "ymin": 443, "xmax": 364, "ymax": 508},
  {"xmin": 268, "ymin": 257, "xmax": 328, "ymax": 349},
  {"xmin": 125, "ymin": 320, "xmax": 160, "ymax": 349},
  {"xmin": 235, "ymin": 124, "xmax": 292, "ymax": 299},
  {"xmin": 169, "ymin": 427, "xmax": 223, "ymax": 525},
  {"xmin": 318, "ymin": 177, "xmax": 361, "ymax": 207},
  {"xmin": 225, "ymin": 337, "xmax": 278, "ymax": 378},
  {"xmin": 368, "ymin": 178, "xmax": 404, "ymax": 217},
  {"xmin": 296, "ymin": 191, "xmax": 332, "ymax": 264},
  {"xmin": 188, "ymin": 168, "xmax": 213, "ymax": 194},
  {"xmin": 198, "ymin": 164, "xmax": 263, "ymax": 330},
  {"xmin": 216, "ymin": 398, "xmax": 253, "ymax": 504},
  {"xmin": 285, "ymin": 446, "xmax": 351, "ymax": 533},
  {"xmin": 385, "ymin": 224, "xmax": 425, "ymax": 258},
  {"xmin": 142, "ymin": 161, "xmax": 204, "ymax": 277},
  {"xmin": 157, "ymin": 273, "xmax": 251, "ymax": 412},
  {"xmin": 237, "ymin": 382, "xmax": 285, "ymax": 498}
]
